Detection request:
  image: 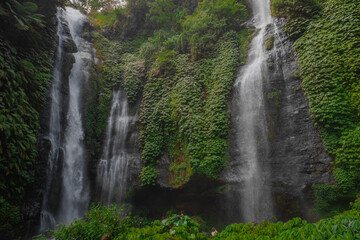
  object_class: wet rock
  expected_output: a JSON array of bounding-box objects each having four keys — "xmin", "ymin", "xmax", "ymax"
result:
[
  {"xmin": 63, "ymin": 37, "xmax": 77, "ymax": 53},
  {"xmin": 157, "ymin": 153, "xmax": 171, "ymax": 188},
  {"xmin": 222, "ymin": 18, "xmax": 332, "ymax": 223},
  {"xmin": 59, "ymin": 14, "xmax": 77, "ymax": 53},
  {"xmin": 62, "ymin": 53, "xmax": 75, "ymax": 81}
]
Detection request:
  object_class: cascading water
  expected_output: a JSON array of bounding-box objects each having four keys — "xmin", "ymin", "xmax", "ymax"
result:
[
  {"xmin": 97, "ymin": 88, "xmax": 137, "ymax": 205},
  {"xmin": 58, "ymin": 7, "xmax": 91, "ymax": 224},
  {"xmin": 233, "ymin": 0, "xmax": 273, "ymax": 222},
  {"xmin": 40, "ymin": 7, "xmax": 93, "ymax": 231}
]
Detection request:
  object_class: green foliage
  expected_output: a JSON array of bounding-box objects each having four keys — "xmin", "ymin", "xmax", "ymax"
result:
[
  {"xmin": 0, "ymin": 1, "xmax": 54, "ymax": 236},
  {"xmin": 37, "ymin": 206, "xmax": 208, "ymax": 240},
  {"xmin": 140, "ymin": 165, "xmax": 158, "ymax": 186},
  {"xmin": 180, "ymin": 0, "xmax": 248, "ymax": 59},
  {"xmin": 84, "ymin": 67, "xmax": 112, "ymax": 154},
  {"xmin": 335, "ymin": 128, "xmax": 360, "ymax": 176},
  {"xmin": 292, "ymin": 0, "xmax": 360, "ymax": 216},
  {"xmin": 90, "ymin": 11, "xmax": 117, "ymax": 27},
  {"xmin": 0, "ymin": 37, "xmax": 53, "ymax": 233},
  {"xmin": 271, "ymin": 0, "xmax": 321, "ymax": 40},
  {"xmin": 146, "ymin": 0, "xmax": 188, "ymax": 29},
  {"xmin": 36, "ymin": 199, "xmax": 360, "ymax": 240},
  {"xmin": 0, "ymin": 0, "xmax": 44, "ymax": 31},
  {"xmin": 267, "ymin": 89, "xmax": 282, "ymax": 107},
  {"xmin": 139, "ymin": 29, "xmax": 176, "ymax": 64},
  {"xmin": 121, "ymin": 53, "xmax": 145, "ymax": 104},
  {"xmin": 0, "ymin": 196, "xmax": 21, "ymax": 233},
  {"xmin": 46, "ymin": 204, "xmax": 132, "ymax": 240},
  {"xmin": 215, "ymin": 199, "xmax": 360, "ymax": 239},
  {"xmin": 139, "ymin": 29, "xmax": 252, "ymax": 185}
]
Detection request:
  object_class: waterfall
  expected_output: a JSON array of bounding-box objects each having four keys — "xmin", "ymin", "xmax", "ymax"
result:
[
  {"xmin": 233, "ymin": 0, "xmax": 273, "ymax": 222},
  {"xmin": 40, "ymin": 7, "xmax": 93, "ymax": 231},
  {"xmin": 96, "ymin": 88, "xmax": 137, "ymax": 206},
  {"xmin": 58, "ymin": 7, "xmax": 91, "ymax": 224}
]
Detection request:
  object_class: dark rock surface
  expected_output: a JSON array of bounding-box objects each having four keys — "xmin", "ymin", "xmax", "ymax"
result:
[
  {"xmin": 222, "ymin": 18, "xmax": 333, "ymax": 223},
  {"xmin": 264, "ymin": 19, "xmax": 333, "ymax": 221}
]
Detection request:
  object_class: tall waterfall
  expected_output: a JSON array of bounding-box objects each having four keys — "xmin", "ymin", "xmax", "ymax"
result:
[
  {"xmin": 233, "ymin": 0, "xmax": 273, "ymax": 222},
  {"xmin": 40, "ymin": 7, "xmax": 93, "ymax": 231},
  {"xmin": 58, "ymin": 7, "xmax": 91, "ymax": 224},
  {"xmin": 97, "ymin": 88, "xmax": 137, "ymax": 206}
]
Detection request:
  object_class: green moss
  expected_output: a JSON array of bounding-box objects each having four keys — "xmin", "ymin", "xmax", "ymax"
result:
[
  {"xmin": 293, "ymin": 85, "xmax": 302, "ymax": 92},
  {"xmin": 268, "ymin": 61, "xmax": 275, "ymax": 69},
  {"xmin": 265, "ymin": 35, "xmax": 274, "ymax": 50},
  {"xmin": 267, "ymin": 89, "xmax": 282, "ymax": 107}
]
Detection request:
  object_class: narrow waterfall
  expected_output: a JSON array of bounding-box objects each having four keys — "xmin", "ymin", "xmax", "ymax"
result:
[
  {"xmin": 233, "ymin": 0, "xmax": 273, "ymax": 222},
  {"xmin": 97, "ymin": 88, "xmax": 136, "ymax": 206},
  {"xmin": 40, "ymin": 7, "xmax": 93, "ymax": 231}
]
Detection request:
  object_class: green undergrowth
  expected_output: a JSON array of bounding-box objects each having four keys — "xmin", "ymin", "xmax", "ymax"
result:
[
  {"xmin": 34, "ymin": 198, "xmax": 360, "ymax": 240},
  {"xmin": 272, "ymin": 0, "xmax": 360, "ymax": 216},
  {"xmin": 215, "ymin": 198, "xmax": 360, "ymax": 239}
]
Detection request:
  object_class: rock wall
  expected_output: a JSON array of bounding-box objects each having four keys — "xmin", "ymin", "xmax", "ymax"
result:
[
  {"xmin": 222, "ymin": 18, "xmax": 333, "ymax": 223},
  {"xmin": 265, "ymin": 19, "xmax": 333, "ymax": 221}
]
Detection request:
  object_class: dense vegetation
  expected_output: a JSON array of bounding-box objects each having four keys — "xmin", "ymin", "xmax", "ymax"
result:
[
  {"xmin": 0, "ymin": 0, "xmax": 55, "ymax": 235},
  {"xmin": 87, "ymin": 0, "xmax": 252, "ymax": 187},
  {"xmin": 35, "ymin": 198, "xmax": 360, "ymax": 239},
  {"xmin": 272, "ymin": 0, "xmax": 360, "ymax": 217}
]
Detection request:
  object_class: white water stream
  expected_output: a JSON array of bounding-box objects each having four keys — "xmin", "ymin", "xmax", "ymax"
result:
[
  {"xmin": 58, "ymin": 7, "xmax": 91, "ymax": 224},
  {"xmin": 40, "ymin": 7, "xmax": 92, "ymax": 231},
  {"xmin": 97, "ymin": 89, "xmax": 136, "ymax": 205},
  {"xmin": 234, "ymin": 0, "xmax": 273, "ymax": 222}
]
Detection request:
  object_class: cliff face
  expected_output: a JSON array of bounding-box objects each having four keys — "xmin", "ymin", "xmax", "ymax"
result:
[
  {"xmin": 222, "ymin": 18, "xmax": 332, "ymax": 223},
  {"xmin": 265, "ymin": 19, "xmax": 333, "ymax": 220}
]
